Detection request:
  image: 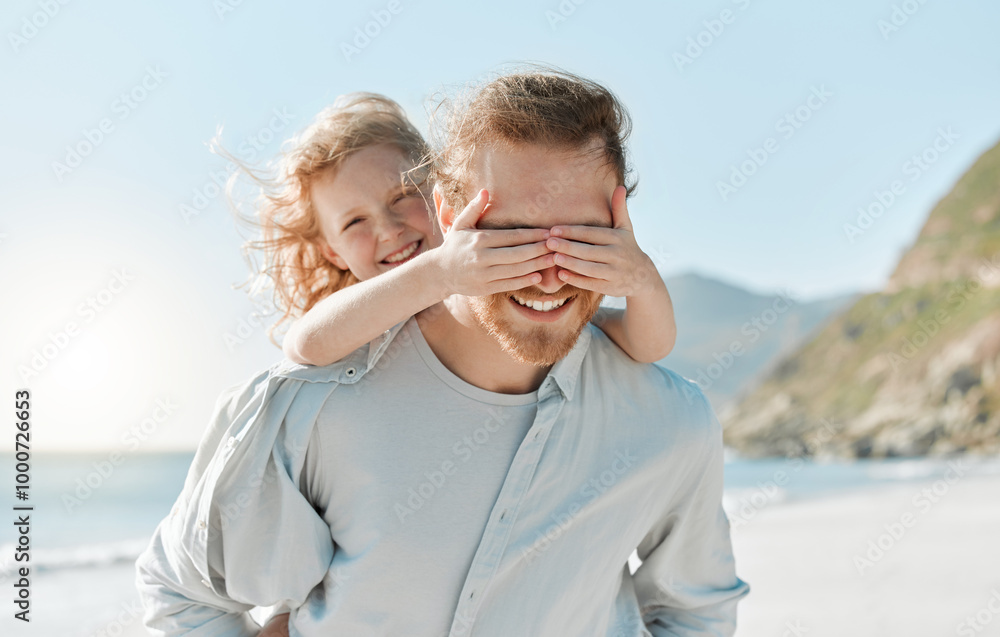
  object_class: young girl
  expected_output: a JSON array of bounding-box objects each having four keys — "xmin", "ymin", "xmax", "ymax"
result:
[{"xmin": 234, "ymin": 92, "xmax": 676, "ymax": 371}]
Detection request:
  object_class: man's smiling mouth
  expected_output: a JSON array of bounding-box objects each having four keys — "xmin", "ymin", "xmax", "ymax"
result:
[
  {"xmin": 507, "ymin": 294, "xmax": 576, "ymax": 322},
  {"xmin": 510, "ymin": 294, "xmax": 570, "ymax": 312}
]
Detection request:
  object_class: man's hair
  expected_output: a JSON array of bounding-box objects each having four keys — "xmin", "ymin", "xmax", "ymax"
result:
[{"xmin": 429, "ymin": 66, "xmax": 637, "ymax": 211}]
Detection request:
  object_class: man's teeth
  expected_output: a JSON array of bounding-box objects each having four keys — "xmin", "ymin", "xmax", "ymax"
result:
[
  {"xmin": 512, "ymin": 295, "xmax": 568, "ymax": 312},
  {"xmin": 384, "ymin": 242, "xmax": 418, "ymax": 263}
]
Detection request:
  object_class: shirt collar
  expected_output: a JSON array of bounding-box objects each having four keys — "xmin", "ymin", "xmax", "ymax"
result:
[
  {"xmin": 272, "ymin": 318, "xmax": 410, "ymax": 385},
  {"xmin": 272, "ymin": 316, "xmax": 595, "ymax": 400},
  {"xmin": 540, "ymin": 322, "xmax": 593, "ymax": 402}
]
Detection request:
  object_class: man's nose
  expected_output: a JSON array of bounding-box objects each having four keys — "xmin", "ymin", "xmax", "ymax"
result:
[{"xmin": 533, "ymin": 264, "xmax": 567, "ymax": 294}]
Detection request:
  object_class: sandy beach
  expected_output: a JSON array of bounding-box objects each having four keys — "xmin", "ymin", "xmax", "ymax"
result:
[{"xmin": 730, "ymin": 469, "xmax": 1000, "ymax": 637}]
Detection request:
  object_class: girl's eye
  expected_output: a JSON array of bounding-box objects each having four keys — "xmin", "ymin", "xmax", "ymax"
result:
[
  {"xmin": 393, "ymin": 190, "xmax": 418, "ymax": 205},
  {"xmin": 343, "ymin": 217, "xmax": 362, "ymax": 231}
]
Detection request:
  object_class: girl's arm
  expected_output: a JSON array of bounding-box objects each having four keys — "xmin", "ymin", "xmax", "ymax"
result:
[
  {"xmin": 282, "ymin": 250, "xmax": 446, "ymax": 365},
  {"xmin": 284, "ymin": 189, "xmax": 553, "ymax": 366},
  {"xmin": 589, "ymin": 275, "xmax": 677, "ymax": 364},
  {"xmin": 549, "ymin": 185, "xmax": 677, "ymax": 364}
]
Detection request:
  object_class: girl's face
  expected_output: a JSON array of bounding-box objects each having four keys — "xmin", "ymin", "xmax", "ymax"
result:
[{"xmin": 312, "ymin": 143, "xmax": 443, "ymax": 281}]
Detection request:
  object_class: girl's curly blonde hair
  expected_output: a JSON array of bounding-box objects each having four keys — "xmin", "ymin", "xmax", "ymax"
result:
[{"xmin": 224, "ymin": 92, "xmax": 431, "ymax": 347}]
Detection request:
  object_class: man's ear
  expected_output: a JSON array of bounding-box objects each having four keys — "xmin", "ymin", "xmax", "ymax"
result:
[
  {"xmin": 433, "ymin": 183, "xmax": 457, "ymax": 235},
  {"xmin": 319, "ymin": 240, "xmax": 349, "ymax": 271}
]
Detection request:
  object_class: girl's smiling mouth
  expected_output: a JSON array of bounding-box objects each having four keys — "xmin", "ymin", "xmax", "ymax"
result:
[{"xmin": 381, "ymin": 239, "xmax": 422, "ymax": 265}]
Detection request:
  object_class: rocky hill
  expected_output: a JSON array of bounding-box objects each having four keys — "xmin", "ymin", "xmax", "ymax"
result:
[
  {"xmin": 655, "ymin": 273, "xmax": 856, "ymax": 408},
  {"xmin": 721, "ymin": 138, "xmax": 1000, "ymax": 458}
]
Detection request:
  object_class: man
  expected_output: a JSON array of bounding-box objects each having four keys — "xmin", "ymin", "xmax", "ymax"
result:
[{"xmin": 136, "ymin": 68, "xmax": 749, "ymax": 636}]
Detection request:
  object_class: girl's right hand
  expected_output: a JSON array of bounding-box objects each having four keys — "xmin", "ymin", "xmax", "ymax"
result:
[{"xmin": 433, "ymin": 189, "xmax": 555, "ymax": 296}]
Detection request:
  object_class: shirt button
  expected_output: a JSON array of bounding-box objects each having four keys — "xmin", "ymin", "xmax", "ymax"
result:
[
  {"xmin": 499, "ymin": 509, "xmax": 508, "ymax": 521},
  {"xmin": 534, "ymin": 430, "xmax": 541, "ymax": 440},
  {"xmin": 226, "ymin": 436, "xmax": 237, "ymax": 448},
  {"xmin": 345, "ymin": 367, "xmax": 357, "ymax": 378},
  {"xmin": 201, "ymin": 579, "xmax": 212, "ymax": 588},
  {"xmin": 469, "ymin": 589, "xmax": 476, "ymax": 599},
  {"xmin": 197, "ymin": 520, "xmax": 207, "ymax": 530}
]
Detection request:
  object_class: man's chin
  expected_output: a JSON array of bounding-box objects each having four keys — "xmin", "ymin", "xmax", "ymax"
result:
[{"xmin": 469, "ymin": 290, "xmax": 604, "ymax": 367}]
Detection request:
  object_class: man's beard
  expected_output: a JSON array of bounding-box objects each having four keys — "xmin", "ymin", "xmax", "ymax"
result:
[{"xmin": 467, "ymin": 285, "xmax": 604, "ymax": 367}]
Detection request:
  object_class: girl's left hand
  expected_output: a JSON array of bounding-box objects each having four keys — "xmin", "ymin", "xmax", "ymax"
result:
[{"xmin": 545, "ymin": 185, "xmax": 660, "ymax": 297}]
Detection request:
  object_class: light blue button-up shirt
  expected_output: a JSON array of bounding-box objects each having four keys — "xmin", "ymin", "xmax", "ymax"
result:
[{"xmin": 135, "ymin": 315, "xmax": 749, "ymax": 636}]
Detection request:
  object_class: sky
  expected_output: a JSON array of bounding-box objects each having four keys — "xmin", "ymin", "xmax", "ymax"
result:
[{"xmin": 1, "ymin": 0, "xmax": 999, "ymax": 452}]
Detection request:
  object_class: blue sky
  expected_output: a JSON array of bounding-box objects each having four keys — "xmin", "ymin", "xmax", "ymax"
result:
[{"xmin": 2, "ymin": 0, "xmax": 998, "ymax": 451}]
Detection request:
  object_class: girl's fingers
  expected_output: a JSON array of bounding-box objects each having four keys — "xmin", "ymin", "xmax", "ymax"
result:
[
  {"xmin": 547, "ymin": 224, "xmax": 616, "ymax": 245},
  {"xmin": 490, "ymin": 252, "xmax": 556, "ymax": 279},
  {"xmin": 451, "ymin": 189, "xmax": 489, "ymax": 231},
  {"xmin": 610, "ymin": 185, "xmax": 632, "ymax": 230},
  {"xmin": 550, "ymin": 253, "xmax": 610, "ymax": 279},
  {"xmin": 484, "ymin": 273, "xmax": 544, "ymax": 295},
  {"xmin": 555, "ymin": 269, "xmax": 608, "ymax": 293},
  {"xmin": 545, "ymin": 237, "xmax": 611, "ymax": 263},
  {"xmin": 479, "ymin": 227, "xmax": 551, "ymax": 247},
  {"xmin": 486, "ymin": 240, "xmax": 553, "ymax": 264}
]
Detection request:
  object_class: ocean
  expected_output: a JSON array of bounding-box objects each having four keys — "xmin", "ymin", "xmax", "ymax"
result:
[{"xmin": 2, "ymin": 452, "xmax": 998, "ymax": 636}]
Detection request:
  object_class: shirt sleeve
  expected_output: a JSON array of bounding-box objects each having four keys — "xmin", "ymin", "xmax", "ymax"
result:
[
  {"xmin": 632, "ymin": 389, "xmax": 750, "ymax": 636},
  {"xmin": 135, "ymin": 368, "xmax": 338, "ymax": 636}
]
